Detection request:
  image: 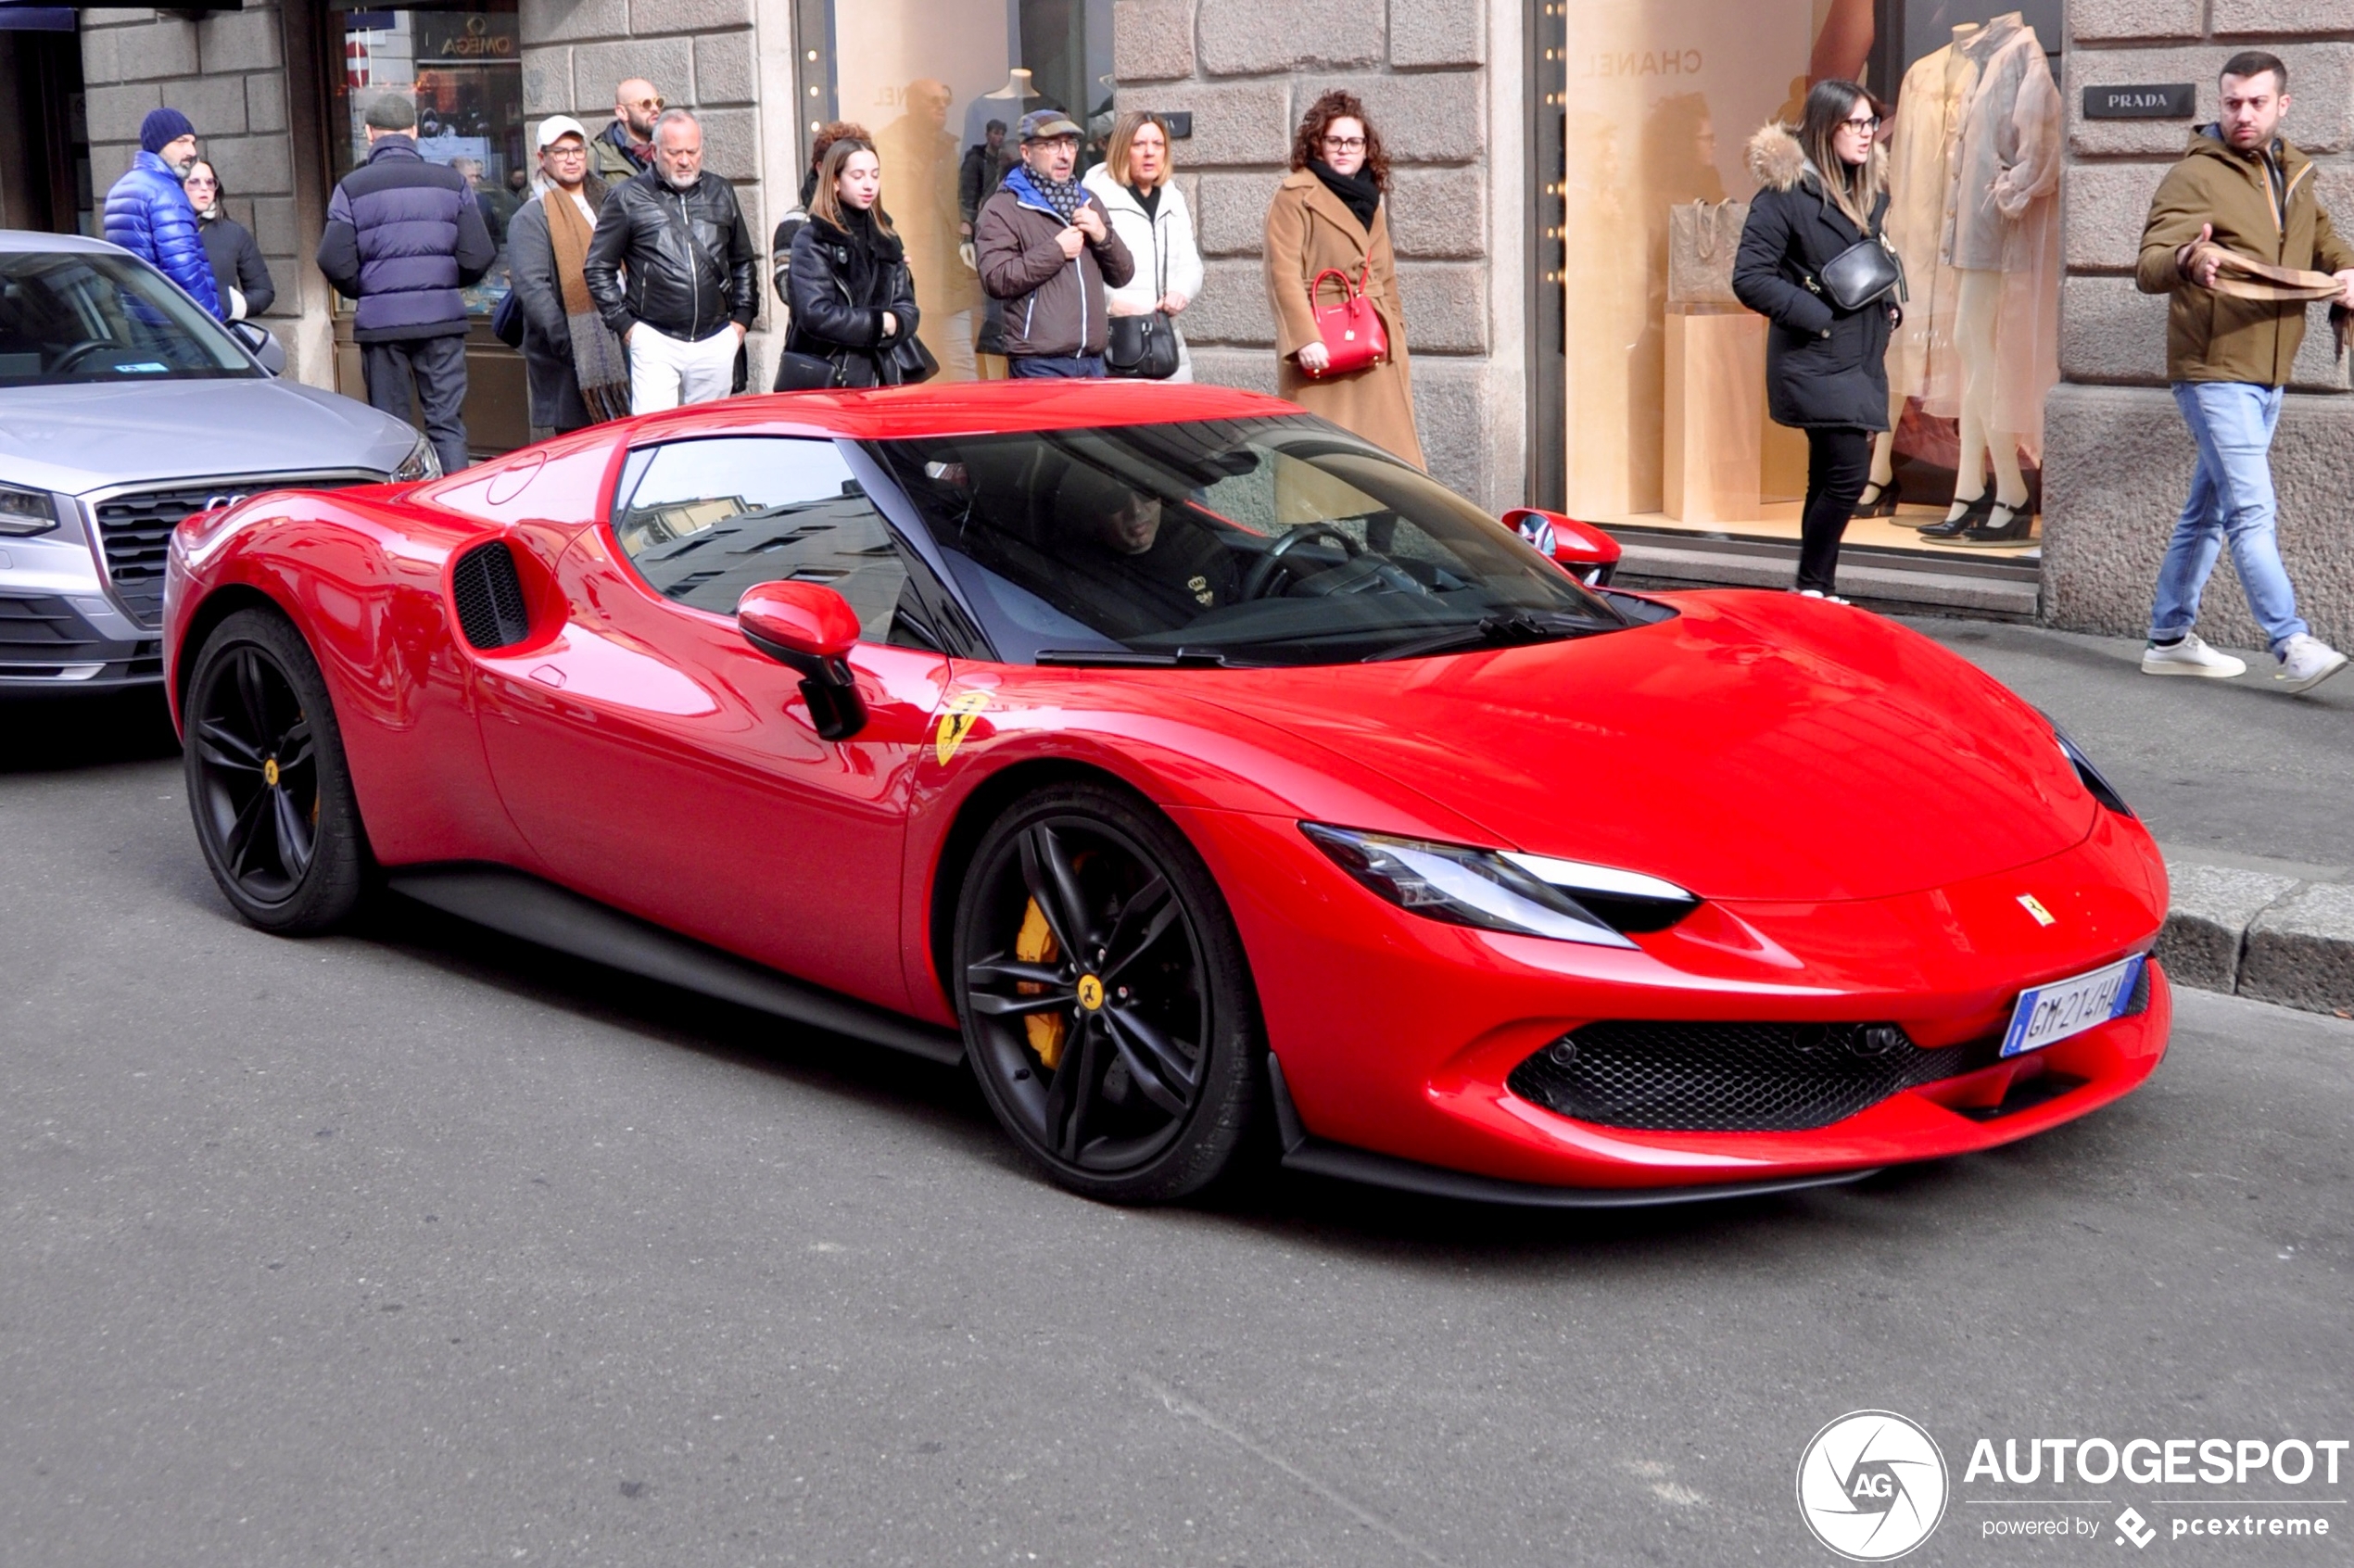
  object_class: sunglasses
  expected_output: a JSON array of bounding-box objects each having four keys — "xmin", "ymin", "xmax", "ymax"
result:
[{"xmin": 626, "ymin": 95, "xmax": 664, "ymax": 111}]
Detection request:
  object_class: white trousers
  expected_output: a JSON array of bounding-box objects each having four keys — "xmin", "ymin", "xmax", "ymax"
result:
[{"xmin": 628, "ymin": 323, "xmax": 738, "ymax": 413}]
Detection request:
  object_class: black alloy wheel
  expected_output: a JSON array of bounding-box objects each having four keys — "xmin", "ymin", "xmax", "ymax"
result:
[
  {"xmin": 184, "ymin": 607, "xmax": 373, "ymax": 933},
  {"xmin": 954, "ymin": 782, "xmax": 1262, "ymax": 1204}
]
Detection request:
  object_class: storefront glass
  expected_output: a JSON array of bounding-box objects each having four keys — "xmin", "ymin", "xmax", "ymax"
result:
[
  {"xmin": 798, "ymin": 0, "xmax": 1115, "ymax": 381},
  {"xmin": 1555, "ymin": 0, "xmax": 2062, "ymax": 561}
]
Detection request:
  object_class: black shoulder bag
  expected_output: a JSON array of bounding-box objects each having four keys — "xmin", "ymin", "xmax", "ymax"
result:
[
  {"xmin": 1105, "ymin": 199, "xmax": 1181, "ymax": 380},
  {"xmin": 1816, "ymin": 193, "xmax": 1905, "ymax": 312}
]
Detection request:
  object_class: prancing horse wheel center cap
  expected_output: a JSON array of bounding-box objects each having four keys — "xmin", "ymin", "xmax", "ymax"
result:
[
  {"xmin": 263, "ymin": 757, "xmax": 280, "ymax": 788},
  {"xmin": 1076, "ymin": 974, "xmax": 1105, "ymax": 1011}
]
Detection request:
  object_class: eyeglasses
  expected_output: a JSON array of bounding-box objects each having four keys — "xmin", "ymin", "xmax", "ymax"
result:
[
  {"xmin": 544, "ymin": 143, "xmax": 587, "ymax": 157},
  {"xmin": 626, "ymin": 95, "xmax": 664, "ymax": 111},
  {"xmin": 184, "ymin": 173, "xmax": 218, "ymax": 187},
  {"xmin": 1322, "ymin": 134, "xmax": 1367, "ymax": 151},
  {"xmin": 1840, "ymin": 115, "xmax": 1880, "ymax": 132}
]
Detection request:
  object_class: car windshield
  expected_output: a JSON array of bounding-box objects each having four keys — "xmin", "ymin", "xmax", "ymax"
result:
[
  {"xmin": 867, "ymin": 416, "xmax": 1630, "ymax": 665},
  {"xmin": 0, "ymin": 250, "xmax": 259, "ymax": 387}
]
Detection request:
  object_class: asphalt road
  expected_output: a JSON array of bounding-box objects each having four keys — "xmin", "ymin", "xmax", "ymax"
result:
[{"xmin": 5, "ymin": 639, "xmax": 2351, "ymax": 1567}]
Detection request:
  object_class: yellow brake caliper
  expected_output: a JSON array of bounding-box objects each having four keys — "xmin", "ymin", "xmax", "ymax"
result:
[{"xmin": 1015, "ymin": 898, "xmax": 1067, "ymax": 1069}]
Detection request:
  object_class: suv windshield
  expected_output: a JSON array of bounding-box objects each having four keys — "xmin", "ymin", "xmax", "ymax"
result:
[
  {"xmin": 0, "ymin": 250, "xmax": 259, "ymax": 387},
  {"xmin": 868, "ymin": 417, "xmax": 1629, "ymax": 665}
]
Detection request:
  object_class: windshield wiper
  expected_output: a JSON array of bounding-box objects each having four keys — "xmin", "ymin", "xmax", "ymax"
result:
[
  {"xmin": 1363, "ymin": 613, "xmax": 1598, "ymax": 663},
  {"xmin": 1033, "ymin": 647, "xmax": 1233, "ymax": 668}
]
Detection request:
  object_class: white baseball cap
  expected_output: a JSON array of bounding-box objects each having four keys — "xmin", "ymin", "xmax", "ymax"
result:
[{"xmin": 535, "ymin": 115, "xmax": 589, "ymax": 151}]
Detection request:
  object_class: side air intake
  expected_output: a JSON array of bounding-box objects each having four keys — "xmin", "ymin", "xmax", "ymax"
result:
[{"xmin": 450, "ymin": 540, "xmax": 531, "ymax": 650}]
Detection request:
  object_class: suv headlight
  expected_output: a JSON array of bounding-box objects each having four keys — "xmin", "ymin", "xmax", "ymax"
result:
[
  {"xmin": 1300, "ymin": 824, "xmax": 1699, "ymax": 947},
  {"xmin": 392, "ymin": 433, "xmax": 442, "ymax": 483},
  {"xmin": 0, "ymin": 482, "xmax": 59, "ymax": 537}
]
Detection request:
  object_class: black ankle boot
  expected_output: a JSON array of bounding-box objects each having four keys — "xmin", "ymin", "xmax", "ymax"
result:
[{"xmin": 1920, "ymin": 495, "xmax": 1993, "ymax": 540}]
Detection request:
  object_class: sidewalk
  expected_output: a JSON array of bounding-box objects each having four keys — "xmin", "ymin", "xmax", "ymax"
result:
[{"xmin": 1905, "ymin": 617, "xmax": 2354, "ymax": 1018}]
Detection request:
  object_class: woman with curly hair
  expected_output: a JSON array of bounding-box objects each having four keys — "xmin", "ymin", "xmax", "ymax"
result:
[{"xmin": 1261, "ymin": 90, "xmax": 1423, "ymax": 467}]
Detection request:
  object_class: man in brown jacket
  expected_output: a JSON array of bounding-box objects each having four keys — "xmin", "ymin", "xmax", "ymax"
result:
[
  {"xmin": 2134, "ymin": 50, "xmax": 2353, "ymax": 693},
  {"xmin": 973, "ymin": 109, "xmax": 1133, "ymax": 377}
]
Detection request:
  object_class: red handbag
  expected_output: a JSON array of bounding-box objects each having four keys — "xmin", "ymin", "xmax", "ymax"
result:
[{"xmin": 1305, "ymin": 265, "xmax": 1387, "ymax": 377}]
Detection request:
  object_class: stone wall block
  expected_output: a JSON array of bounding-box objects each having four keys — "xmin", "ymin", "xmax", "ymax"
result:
[
  {"xmin": 1180, "ymin": 258, "xmax": 1279, "ymax": 345},
  {"xmin": 173, "ymin": 73, "xmax": 248, "ymax": 139},
  {"xmin": 519, "ymin": 0, "xmax": 630, "ymax": 46},
  {"xmin": 247, "ymin": 193, "xmax": 298, "ymax": 259},
  {"xmin": 1395, "ymin": 261, "xmax": 1487, "ymax": 352},
  {"xmin": 2062, "ymin": 161, "xmax": 2163, "ymax": 272},
  {"xmin": 90, "ymin": 143, "xmax": 137, "ymax": 193},
  {"xmin": 1192, "ymin": 171, "xmax": 1281, "ymax": 256},
  {"xmin": 78, "ymin": 8, "xmax": 159, "ymax": 27},
  {"xmin": 632, "ymin": 0, "xmax": 752, "ymax": 33},
  {"xmin": 196, "ymin": 7, "xmax": 280, "ymax": 75},
  {"xmin": 1386, "ymin": 165, "xmax": 1485, "ymax": 257},
  {"xmin": 571, "ymin": 37, "xmax": 693, "ymax": 117},
  {"xmin": 2209, "ymin": 0, "xmax": 2354, "ymax": 38},
  {"xmin": 2067, "ymin": 45, "xmax": 2354, "ymax": 158},
  {"xmin": 80, "ymin": 27, "xmax": 123, "ymax": 87},
  {"xmin": 1113, "ymin": 0, "xmax": 1195, "ymax": 83},
  {"xmin": 115, "ymin": 19, "xmax": 198, "ymax": 82},
  {"xmin": 692, "ymin": 32, "xmax": 757, "ymax": 107},
  {"xmin": 693, "ymin": 105, "xmax": 760, "ymax": 183},
  {"xmin": 1388, "ymin": 0, "xmax": 1485, "ymax": 69},
  {"xmin": 203, "ymin": 133, "xmax": 293, "ymax": 199},
  {"xmin": 2068, "ymin": 0, "xmax": 2203, "ymax": 43},
  {"xmin": 1309, "ymin": 70, "xmax": 1484, "ymax": 163},
  {"xmin": 1122, "ymin": 79, "xmax": 1292, "ymax": 169},
  {"xmin": 1197, "ymin": 0, "xmax": 1381, "ymax": 76},
  {"xmin": 2059, "ymin": 273, "xmax": 2169, "ymax": 385},
  {"xmin": 84, "ymin": 81, "xmax": 163, "ymax": 147},
  {"xmin": 1187, "ymin": 344, "xmax": 1281, "ymax": 396},
  {"xmin": 246, "ymin": 70, "xmax": 287, "ymax": 135},
  {"xmin": 522, "ymin": 47, "xmax": 573, "ymax": 116},
  {"xmin": 1408, "ymin": 353, "xmax": 1488, "ymax": 500}
]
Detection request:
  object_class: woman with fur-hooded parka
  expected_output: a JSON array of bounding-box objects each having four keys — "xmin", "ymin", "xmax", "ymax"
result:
[{"xmin": 1731, "ymin": 119, "xmax": 1894, "ymax": 431}]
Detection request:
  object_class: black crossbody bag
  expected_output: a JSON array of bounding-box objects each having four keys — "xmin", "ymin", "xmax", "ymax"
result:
[{"xmin": 1105, "ymin": 199, "xmax": 1181, "ymax": 380}]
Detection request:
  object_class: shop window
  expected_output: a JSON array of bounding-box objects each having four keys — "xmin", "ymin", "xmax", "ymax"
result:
[
  {"xmin": 325, "ymin": 0, "xmax": 525, "ymax": 321},
  {"xmin": 794, "ymin": 0, "xmax": 1115, "ymax": 383},
  {"xmin": 1547, "ymin": 0, "xmax": 2060, "ymax": 560}
]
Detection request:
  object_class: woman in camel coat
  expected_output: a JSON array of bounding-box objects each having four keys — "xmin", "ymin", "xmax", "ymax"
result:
[{"xmin": 1262, "ymin": 91, "xmax": 1424, "ymax": 469}]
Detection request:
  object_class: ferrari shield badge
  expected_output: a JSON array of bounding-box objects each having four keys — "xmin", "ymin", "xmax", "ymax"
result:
[
  {"xmin": 934, "ymin": 691, "xmax": 991, "ymax": 765},
  {"xmin": 2016, "ymin": 893, "xmax": 2057, "ymax": 928}
]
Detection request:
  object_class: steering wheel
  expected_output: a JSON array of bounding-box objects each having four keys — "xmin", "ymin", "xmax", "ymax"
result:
[
  {"xmin": 1240, "ymin": 523, "xmax": 1362, "ymax": 601},
  {"xmin": 52, "ymin": 340, "xmax": 123, "ymax": 374}
]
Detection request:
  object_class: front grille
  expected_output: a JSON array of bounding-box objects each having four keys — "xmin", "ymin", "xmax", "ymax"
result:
[
  {"xmin": 1508, "ymin": 1020, "xmax": 2000, "ymax": 1132},
  {"xmin": 90, "ymin": 474, "xmax": 372, "ymax": 627}
]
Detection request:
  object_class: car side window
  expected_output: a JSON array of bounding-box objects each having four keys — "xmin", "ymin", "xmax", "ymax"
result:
[{"xmin": 611, "ymin": 436, "xmax": 909, "ymax": 639}]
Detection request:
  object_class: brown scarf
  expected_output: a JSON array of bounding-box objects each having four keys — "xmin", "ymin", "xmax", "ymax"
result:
[{"xmin": 542, "ymin": 183, "xmax": 632, "ymax": 422}]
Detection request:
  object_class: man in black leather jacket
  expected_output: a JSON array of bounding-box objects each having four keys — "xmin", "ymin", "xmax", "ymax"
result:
[{"xmin": 584, "ymin": 107, "xmax": 757, "ymax": 411}]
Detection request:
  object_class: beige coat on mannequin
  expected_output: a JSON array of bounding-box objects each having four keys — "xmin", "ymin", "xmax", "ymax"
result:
[{"xmin": 1262, "ymin": 170, "xmax": 1424, "ymax": 469}]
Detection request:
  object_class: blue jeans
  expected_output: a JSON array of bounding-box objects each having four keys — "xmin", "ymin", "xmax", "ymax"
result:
[
  {"xmin": 1008, "ymin": 354, "xmax": 1106, "ymax": 379},
  {"xmin": 2149, "ymin": 381, "xmax": 2307, "ymax": 652}
]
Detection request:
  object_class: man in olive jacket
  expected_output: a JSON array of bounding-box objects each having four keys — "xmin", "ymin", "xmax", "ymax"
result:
[{"xmin": 2133, "ymin": 50, "xmax": 2354, "ymax": 693}]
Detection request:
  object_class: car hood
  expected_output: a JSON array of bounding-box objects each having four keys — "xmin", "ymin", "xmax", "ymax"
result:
[
  {"xmin": 0, "ymin": 379, "xmax": 418, "ymax": 497},
  {"xmin": 1190, "ymin": 593, "xmax": 2096, "ymax": 903}
]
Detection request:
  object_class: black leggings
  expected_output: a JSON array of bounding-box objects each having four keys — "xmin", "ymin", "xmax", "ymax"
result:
[{"xmin": 1798, "ymin": 426, "xmax": 1873, "ymax": 594}]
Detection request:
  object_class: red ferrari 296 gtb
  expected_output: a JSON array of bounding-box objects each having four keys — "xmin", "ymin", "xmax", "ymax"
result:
[{"xmin": 164, "ymin": 383, "xmax": 2169, "ymax": 1206}]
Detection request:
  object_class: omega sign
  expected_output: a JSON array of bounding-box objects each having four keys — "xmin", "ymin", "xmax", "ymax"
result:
[
  {"xmin": 2082, "ymin": 82, "xmax": 2195, "ymax": 120},
  {"xmin": 431, "ymin": 14, "xmax": 516, "ymax": 58}
]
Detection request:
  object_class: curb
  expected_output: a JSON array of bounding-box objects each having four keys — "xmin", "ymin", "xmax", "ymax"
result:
[{"xmin": 2158, "ymin": 847, "xmax": 2354, "ymax": 1018}]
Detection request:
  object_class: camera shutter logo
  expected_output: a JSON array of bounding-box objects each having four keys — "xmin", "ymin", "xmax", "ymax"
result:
[{"xmin": 1796, "ymin": 1410, "xmax": 1949, "ymax": 1561}]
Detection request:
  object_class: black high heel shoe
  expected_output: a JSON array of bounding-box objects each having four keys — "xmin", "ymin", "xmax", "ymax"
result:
[
  {"xmin": 1955, "ymin": 502, "xmax": 2036, "ymax": 547},
  {"xmin": 1854, "ymin": 477, "xmax": 1904, "ymax": 519},
  {"xmin": 1919, "ymin": 494, "xmax": 1993, "ymax": 541}
]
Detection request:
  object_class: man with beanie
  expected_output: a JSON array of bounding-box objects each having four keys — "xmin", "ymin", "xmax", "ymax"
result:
[
  {"xmin": 103, "ymin": 107, "xmax": 222, "ymax": 319},
  {"xmin": 316, "ymin": 94, "xmax": 496, "ymax": 475},
  {"xmin": 973, "ymin": 108, "xmax": 1132, "ymax": 377}
]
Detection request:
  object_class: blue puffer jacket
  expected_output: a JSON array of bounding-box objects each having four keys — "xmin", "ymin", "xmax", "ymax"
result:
[
  {"xmin": 102, "ymin": 151, "xmax": 223, "ymax": 318},
  {"xmin": 314, "ymin": 134, "xmax": 496, "ymax": 342}
]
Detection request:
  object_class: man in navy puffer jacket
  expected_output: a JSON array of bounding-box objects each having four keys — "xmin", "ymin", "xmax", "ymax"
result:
[
  {"xmin": 103, "ymin": 107, "xmax": 222, "ymax": 319},
  {"xmin": 316, "ymin": 94, "xmax": 495, "ymax": 474}
]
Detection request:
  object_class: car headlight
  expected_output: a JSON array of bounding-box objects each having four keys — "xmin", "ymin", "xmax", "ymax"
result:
[
  {"xmin": 1300, "ymin": 823, "xmax": 1698, "ymax": 947},
  {"xmin": 0, "ymin": 482, "xmax": 59, "ymax": 537},
  {"xmin": 392, "ymin": 433, "xmax": 442, "ymax": 483},
  {"xmin": 2053, "ymin": 727, "xmax": 2134, "ymax": 818}
]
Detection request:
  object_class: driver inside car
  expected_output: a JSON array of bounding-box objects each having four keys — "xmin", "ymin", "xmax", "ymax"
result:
[{"xmin": 1056, "ymin": 466, "xmax": 1241, "ymax": 635}]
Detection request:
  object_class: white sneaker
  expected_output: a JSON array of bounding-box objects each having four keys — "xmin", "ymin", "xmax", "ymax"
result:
[
  {"xmin": 2141, "ymin": 634, "xmax": 2246, "ymax": 678},
  {"xmin": 2274, "ymin": 633, "xmax": 2348, "ymax": 694},
  {"xmin": 1795, "ymin": 588, "xmax": 1854, "ymax": 605}
]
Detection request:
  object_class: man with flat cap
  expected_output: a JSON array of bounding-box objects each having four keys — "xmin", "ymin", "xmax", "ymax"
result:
[{"xmin": 973, "ymin": 107, "xmax": 1133, "ymax": 377}]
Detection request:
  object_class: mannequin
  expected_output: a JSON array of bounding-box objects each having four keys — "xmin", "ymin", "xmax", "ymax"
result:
[{"xmin": 963, "ymin": 70, "xmax": 1040, "ymax": 162}]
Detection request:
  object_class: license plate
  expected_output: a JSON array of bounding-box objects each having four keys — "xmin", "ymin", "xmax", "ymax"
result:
[{"xmin": 1999, "ymin": 955, "xmax": 2145, "ymax": 1058}]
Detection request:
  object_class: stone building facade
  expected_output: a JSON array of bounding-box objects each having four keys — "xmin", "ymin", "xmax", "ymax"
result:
[{"xmin": 2044, "ymin": 4, "xmax": 2354, "ymax": 650}]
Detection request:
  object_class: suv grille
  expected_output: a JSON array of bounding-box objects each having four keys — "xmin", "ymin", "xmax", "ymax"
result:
[{"xmin": 91, "ymin": 475, "xmax": 373, "ymax": 627}]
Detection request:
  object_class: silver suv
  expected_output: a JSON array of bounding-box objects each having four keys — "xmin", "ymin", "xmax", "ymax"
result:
[{"xmin": 0, "ymin": 231, "xmax": 435, "ymax": 690}]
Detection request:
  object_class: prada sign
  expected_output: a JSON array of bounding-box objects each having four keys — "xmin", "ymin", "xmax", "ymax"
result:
[{"xmin": 2082, "ymin": 83, "xmax": 2196, "ymax": 120}]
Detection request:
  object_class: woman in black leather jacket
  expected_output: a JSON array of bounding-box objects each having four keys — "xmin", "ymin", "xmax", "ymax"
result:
[{"xmin": 779, "ymin": 138, "xmax": 920, "ymax": 388}]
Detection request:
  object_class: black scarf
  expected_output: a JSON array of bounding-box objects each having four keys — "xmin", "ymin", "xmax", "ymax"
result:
[
  {"xmin": 1308, "ymin": 158, "xmax": 1379, "ymax": 231},
  {"xmin": 1027, "ymin": 168, "xmax": 1085, "ymax": 223}
]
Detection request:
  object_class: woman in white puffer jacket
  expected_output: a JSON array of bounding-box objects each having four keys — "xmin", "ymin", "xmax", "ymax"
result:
[{"xmin": 1081, "ymin": 111, "xmax": 1206, "ymax": 380}]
